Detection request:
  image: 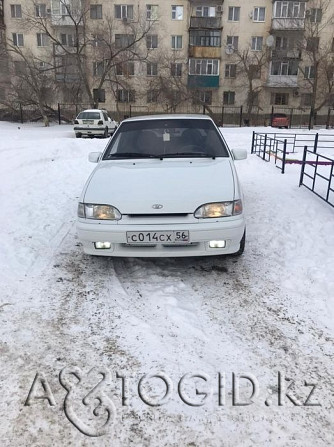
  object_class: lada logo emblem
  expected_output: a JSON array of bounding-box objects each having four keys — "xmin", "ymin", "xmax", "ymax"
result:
[{"xmin": 152, "ymin": 204, "xmax": 163, "ymax": 209}]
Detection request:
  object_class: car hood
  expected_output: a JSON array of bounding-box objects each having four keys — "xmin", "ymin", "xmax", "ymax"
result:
[{"xmin": 84, "ymin": 158, "xmax": 236, "ymax": 214}]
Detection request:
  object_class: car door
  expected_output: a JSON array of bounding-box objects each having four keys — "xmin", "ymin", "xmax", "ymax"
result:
[{"xmin": 101, "ymin": 112, "xmax": 109, "ymax": 133}]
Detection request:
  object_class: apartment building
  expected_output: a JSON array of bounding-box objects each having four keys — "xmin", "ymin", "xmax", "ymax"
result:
[{"xmin": 0, "ymin": 1, "xmax": 333, "ymax": 119}]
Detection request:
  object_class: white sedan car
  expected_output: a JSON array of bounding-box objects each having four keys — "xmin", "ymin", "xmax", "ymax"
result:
[
  {"xmin": 74, "ymin": 109, "xmax": 118, "ymax": 138},
  {"xmin": 77, "ymin": 115, "xmax": 247, "ymax": 257}
]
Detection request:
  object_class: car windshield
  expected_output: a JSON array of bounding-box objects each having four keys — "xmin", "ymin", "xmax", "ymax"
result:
[
  {"xmin": 103, "ymin": 119, "xmax": 229, "ymax": 159},
  {"xmin": 273, "ymin": 114, "xmax": 287, "ymax": 118},
  {"xmin": 77, "ymin": 112, "xmax": 101, "ymax": 120}
]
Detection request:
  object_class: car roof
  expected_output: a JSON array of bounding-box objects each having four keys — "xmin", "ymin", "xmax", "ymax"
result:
[
  {"xmin": 79, "ymin": 109, "xmax": 104, "ymax": 113},
  {"xmin": 123, "ymin": 114, "xmax": 214, "ymax": 122}
]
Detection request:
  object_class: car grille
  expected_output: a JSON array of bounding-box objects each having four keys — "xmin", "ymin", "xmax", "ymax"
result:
[{"xmin": 126, "ymin": 213, "xmax": 189, "ymax": 218}]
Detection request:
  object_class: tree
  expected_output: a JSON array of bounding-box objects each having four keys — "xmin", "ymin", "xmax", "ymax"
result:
[
  {"xmin": 297, "ymin": 0, "xmax": 334, "ymax": 126},
  {"xmin": 20, "ymin": 0, "xmax": 154, "ymax": 109},
  {"xmin": 233, "ymin": 46, "xmax": 270, "ymax": 125}
]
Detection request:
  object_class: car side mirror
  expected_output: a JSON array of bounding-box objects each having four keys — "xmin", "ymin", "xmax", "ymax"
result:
[
  {"xmin": 232, "ymin": 149, "xmax": 247, "ymax": 160},
  {"xmin": 88, "ymin": 152, "xmax": 102, "ymax": 163}
]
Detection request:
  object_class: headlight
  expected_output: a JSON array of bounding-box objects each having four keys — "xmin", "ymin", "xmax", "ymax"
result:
[
  {"xmin": 78, "ymin": 203, "xmax": 121, "ymax": 220},
  {"xmin": 194, "ymin": 200, "xmax": 242, "ymax": 218}
]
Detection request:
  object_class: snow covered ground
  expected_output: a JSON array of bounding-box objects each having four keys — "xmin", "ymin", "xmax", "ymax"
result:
[{"xmin": 0, "ymin": 121, "xmax": 333, "ymax": 446}]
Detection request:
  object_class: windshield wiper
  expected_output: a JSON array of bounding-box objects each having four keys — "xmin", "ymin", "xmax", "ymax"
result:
[
  {"xmin": 107, "ymin": 152, "xmax": 161, "ymax": 159},
  {"xmin": 157, "ymin": 152, "xmax": 216, "ymax": 159}
]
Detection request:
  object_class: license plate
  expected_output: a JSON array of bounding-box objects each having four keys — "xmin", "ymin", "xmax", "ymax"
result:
[
  {"xmin": 126, "ymin": 231, "xmax": 189, "ymax": 244},
  {"xmin": 83, "ymin": 120, "xmax": 94, "ymax": 125}
]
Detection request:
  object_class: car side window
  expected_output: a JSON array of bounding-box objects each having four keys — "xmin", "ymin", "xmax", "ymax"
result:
[{"xmin": 102, "ymin": 112, "xmax": 108, "ymax": 121}]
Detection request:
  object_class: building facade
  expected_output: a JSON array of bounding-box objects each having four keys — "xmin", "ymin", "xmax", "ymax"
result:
[{"xmin": 0, "ymin": 0, "xmax": 333, "ymax": 121}]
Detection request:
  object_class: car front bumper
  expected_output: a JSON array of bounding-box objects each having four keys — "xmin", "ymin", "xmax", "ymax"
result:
[
  {"xmin": 77, "ymin": 217, "xmax": 246, "ymax": 257},
  {"xmin": 74, "ymin": 126, "xmax": 106, "ymax": 136}
]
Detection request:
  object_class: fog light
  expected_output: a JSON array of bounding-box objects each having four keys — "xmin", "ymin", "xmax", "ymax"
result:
[
  {"xmin": 94, "ymin": 242, "xmax": 111, "ymax": 249},
  {"xmin": 209, "ymin": 240, "xmax": 226, "ymax": 248}
]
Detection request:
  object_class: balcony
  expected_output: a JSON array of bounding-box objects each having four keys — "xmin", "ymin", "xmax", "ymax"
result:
[
  {"xmin": 190, "ymin": 17, "xmax": 222, "ymax": 29},
  {"xmin": 188, "ymin": 47, "xmax": 221, "ymax": 58},
  {"xmin": 271, "ymin": 18, "xmax": 305, "ymax": 30},
  {"xmin": 267, "ymin": 75, "xmax": 298, "ymax": 88},
  {"xmin": 188, "ymin": 75, "xmax": 219, "ymax": 89},
  {"xmin": 271, "ymin": 49, "xmax": 301, "ymax": 59}
]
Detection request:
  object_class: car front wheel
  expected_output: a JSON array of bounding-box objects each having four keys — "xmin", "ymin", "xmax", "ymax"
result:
[{"xmin": 75, "ymin": 133, "xmax": 82, "ymax": 138}]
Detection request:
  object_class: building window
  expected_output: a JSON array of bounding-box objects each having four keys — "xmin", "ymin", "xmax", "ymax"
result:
[
  {"xmin": 309, "ymin": 8, "xmax": 322, "ymax": 23},
  {"xmin": 228, "ymin": 7, "xmax": 240, "ymax": 22},
  {"xmin": 227, "ymin": 36, "xmax": 239, "ymax": 50},
  {"xmin": 189, "ymin": 30, "xmax": 221, "ymax": 47},
  {"xmin": 146, "ymin": 34, "xmax": 158, "ymax": 49},
  {"xmin": 189, "ymin": 59, "xmax": 219, "ymax": 75},
  {"xmin": 225, "ymin": 64, "xmax": 236, "ymax": 78},
  {"xmin": 172, "ymin": 5, "xmax": 183, "ymax": 20},
  {"xmin": 271, "ymin": 60, "xmax": 298, "ymax": 75},
  {"xmin": 249, "ymin": 65, "xmax": 261, "ymax": 79},
  {"xmin": 92, "ymin": 34, "xmax": 104, "ymax": 47},
  {"xmin": 116, "ymin": 62, "xmax": 135, "ymax": 76},
  {"xmin": 35, "ymin": 4, "xmax": 46, "ymax": 17},
  {"xmin": 253, "ymin": 7, "xmax": 265, "ymax": 22},
  {"xmin": 275, "ymin": 36, "xmax": 288, "ymax": 50},
  {"xmin": 117, "ymin": 89, "xmax": 135, "ymax": 102},
  {"xmin": 223, "ymin": 91, "xmax": 235, "ymax": 105},
  {"xmin": 271, "ymin": 92, "xmax": 289, "ymax": 105},
  {"xmin": 147, "ymin": 62, "xmax": 158, "ymax": 76},
  {"xmin": 301, "ymin": 93, "xmax": 312, "ymax": 107},
  {"xmin": 115, "ymin": 5, "xmax": 134, "ymax": 20},
  {"xmin": 12, "ymin": 33, "xmax": 24, "ymax": 46},
  {"xmin": 251, "ymin": 36, "xmax": 263, "ymax": 51},
  {"xmin": 195, "ymin": 6, "xmax": 216, "ymax": 17},
  {"xmin": 37, "ymin": 32, "xmax": 48, "ymax": 47},
  {"xmin": 93, "ymin": 88, "xmax": 105, "ymax": 103},
  {"xmin": 171, "ymin": 35, "xmax": 182, "ymax": 49},
  {"xmin": 93, "ymin": 61, "xmax": 104, "ymax": 76},
  {"xmin": 147, "ymin": 90, "xmax": 159, "ymax": 103},
  {"xmin": 146, "ymin": 5, "xmax": 158, "ymax": 20},
  {"xmin": 193, "ymin": 90, "xmax": 212, "ymax": 105},
  {"xmin": 38, "ymin": 61, "xmax": 48, "ymax": 71},
  {"xmin": 171, "ymin": 63, "xmax": 182, "ymax": 77},
  {"xmin": 90, "ymin": 5, "xmax": 102, "ymax": 19},
  {"xmin": 10, "ymin": 4, "xmax": 22, "ymax": 18},
  {"xmin": 306, "ymin": 37, "xmax": 319, "ymax": 51},
  {"xmin": 61, "ymin": 33, "xmax": 75, "ymax": 46},
  {"xmin": 115, "ymin": 34, "xmax": 135, "ymax": 48},
  {"xmin": 274, "ymin": 1, "xmax": 305, "ymax": 18},
  {"xmin": 304, "ymin": 66, "xmax": 315, "ymax": 79},
  {"xmin": 60, "ymin": 1, "xmax": 70, "ymax": 16},
  {"xmin": 14, "ymin": 60, "xmax": 25, "ymax": 74}
]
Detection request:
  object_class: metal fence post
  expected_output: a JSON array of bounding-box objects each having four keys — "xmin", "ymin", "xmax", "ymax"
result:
[
  {"xmin": 326, "ymin": 108, "xmax": 330, "ymax": 130},
  {"xmin": 281, "ymin": 139, "xmax": 287, "ymax": 174},
  {"xmin": 313, "ymin": 133, "xmax": 319, "ymax": 154},
  {"xmin": 251, "ymin": 131, "xmax": 255, "ymax": 154},
  {"xmin": 299, "ymin": 146, "xmax": 308, "ymax": 186},
  {"xmin": 58, "ymin": 103, "xmax": 61, "ymax": 125},
  {"xmin": 239, "ymin": 106, "xmax": 243, "ymax": 127},
  {"xmin": 262, "ymin": 134, "xmax": 267, "ymax": 160},
  {"xmin": 289, "ymin": 108, "xmax": 293, "ymax": 129},
  {"xmin": 326, "ymin": 162, "xmax": 334, "ymax": 202},
  {"xmin": 19, "ymin": 103, "xmax": 23, "ymax": 124},
  {"xmin": 308, "ymin": 108, "xmax": 313, "ymax": 130}
]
